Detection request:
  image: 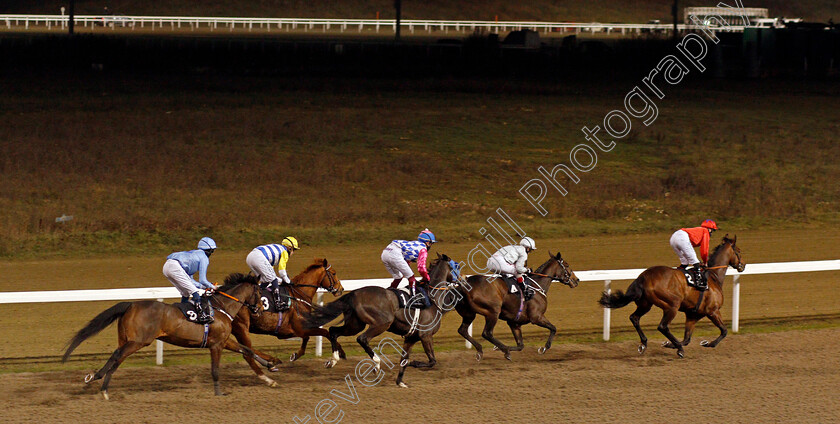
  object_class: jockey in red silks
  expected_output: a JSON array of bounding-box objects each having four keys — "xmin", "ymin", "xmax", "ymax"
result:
[{"xmin": 670, "ymin": 220, "xmax": 718, "ymax": 287}]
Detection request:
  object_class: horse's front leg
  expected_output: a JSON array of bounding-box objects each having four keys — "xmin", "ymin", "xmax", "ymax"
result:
[
  {"xmin": 291, "ymin": 336, "xmax": 309, "ymax": 362},
  {"xmin": 223, "ymin": 337, "xmax": 276, "ymax": 387},
  {"xmin": 396, "ymin": 336, "xmax": 419, "ymax": 388},
  {"xmin": 701, "ymin": 310, "xmax": 728, "ymax": 348},
  {"xmin": 507, "ymin": 321, "xmax": 526, "ymax": 352},
  {"xmin": 529, "ymin": 313, "xmax": 556, "ymax": 354}
]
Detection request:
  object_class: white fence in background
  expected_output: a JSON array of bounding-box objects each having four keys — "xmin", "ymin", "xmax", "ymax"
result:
[
  {"xmin": 0, "ymin": 14, "xmax": 748, "ymax": 34},
  {"xmin": 1, "ymin": 260, "xmax": 837, "ymax": 363}
]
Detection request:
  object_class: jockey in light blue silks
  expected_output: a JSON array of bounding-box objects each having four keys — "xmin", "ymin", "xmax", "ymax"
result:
[{"xmin": 162, "ymin": 237, "xmax": 218, "ymax": 323}]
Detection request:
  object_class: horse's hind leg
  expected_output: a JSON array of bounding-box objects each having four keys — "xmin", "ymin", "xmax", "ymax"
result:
[
  {"xmin": 456, "ymin": 308, "xmax": 484, "ymax": 361},
  {"xmin": 223, "ymin": 337, "xmax": 276, "ymax": 387},
  {"xmin": 356, "ymin": 322, "xmax": 392, "ymax": 371},
  {"xmin": 98, "ymin": 340, "xmax": 148, "ymax": 400},
  {"xmin": 629, "ymin": 303, "xmax": 652, "ymax": 354},
  {"xmin": 657, "ymin": 308, "xmax": 685, "ymax": 358},
  {"xmin": 677, "ymin": 313, "xmax": 701, "ymax": 347},
  {"xmin": 210, "ymin": 344, "xmax": 224, "ymax": 396},
  {"xmin": 701, "ymin": 310, "xmax": 728, "ymax": 348},
  {"xmin": 325, "ymin": 317, "xmax": 364, "ymax": 368}
]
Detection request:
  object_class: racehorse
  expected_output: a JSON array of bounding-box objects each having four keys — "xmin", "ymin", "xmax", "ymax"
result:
[
  {"xmin": 454, "ymin": 251, "xmax": 579, "ymax": 361},
  {"xmin": 303, "ymin": 253, "xmax": 461, "ymax": 387},
  {"xmin": 62, "ymin": 273, "xmax": 262, "ymax": 399},
  {"xmin": 599, "ymin": 235, "xmax": 745, "ymax": 358},
  {"xmin": 223, "ymin": 258, "xmax": 344, "ymax": 387}
]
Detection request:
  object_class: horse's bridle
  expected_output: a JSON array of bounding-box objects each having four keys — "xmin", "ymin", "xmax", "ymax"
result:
[
  {"xmin": 290, "ymin": 264, "xmax": 341, "ymax": 295},
  {"xmin": 213, "ymin": 284, "xmax": 262, "ymax": 316},
  {"xmin": 531, "ymin": 257, "xmax": 573, "ymax": 286}
]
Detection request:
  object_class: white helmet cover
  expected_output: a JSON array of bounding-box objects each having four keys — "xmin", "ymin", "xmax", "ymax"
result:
[{"xmin": 520, "ymin": 237, "xmax": 536, "ymax": 250}]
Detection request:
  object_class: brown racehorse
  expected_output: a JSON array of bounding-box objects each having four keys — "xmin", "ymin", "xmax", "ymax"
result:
[
  {"xmin": 223, "ymin": 258, "xmax": 345, "ymax": 387},
  {"xmin": 62, "ymin": 273, "xmax": 262, "ymax": 399},
  {"xmin": 599, "ymin": 235, "xmax": 745, "ymax": 358},
  {"xmin": 303, "ymin": 254, "xmax": 461, "ymax": 387},
  {"xmin": 454, "ymin": 252, "xmax": 579, "ymax": 361}
]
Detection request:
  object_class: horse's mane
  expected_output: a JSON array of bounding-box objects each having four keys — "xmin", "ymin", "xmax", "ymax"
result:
[
  {"xmin": 708, "ymin": 237, "xmax": 734, "ymax": 265},
  {"xmin": 291, "ymin": 259, "xmax": 327, "ymax": 282},
  {"xmin": 218, "ymin": 272, "xmax": 259, "ymax": 292},
  {"xmin": 534, "ymin": 252, "xmax": 559, "ymax": 274}
]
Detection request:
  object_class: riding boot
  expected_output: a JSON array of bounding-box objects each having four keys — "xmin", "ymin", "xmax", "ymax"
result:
[
  {"xmin": 388, "ymin": 278, "xmax": 402, "ymax": 289},
  {"xmin": 274, "ymin": 286, "xmax": 286, "ymax": 311},
  {"xmin": 691, "ymin": 263, "xmax": 707, "ymax": 290},
  {"xmin": 195, "ymin": 299, "xmax": 214, "ymax": 324},
  {"xmin": 416, "ymin": 285, "xmax": 431, "ymax": 308}
]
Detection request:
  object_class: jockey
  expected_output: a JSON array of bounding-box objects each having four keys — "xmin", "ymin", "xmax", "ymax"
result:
[
  {"xmin": 383, "ymin": 229, "xmax": 435, "ymax": 307},
  {"xmin": 487, "ymin": 237, "xmax": 536, "ymax": 294},
  {"xmin": 246, "ymin": 236, "xmax": 300, "ymax": 311},
  {"xmin": 162, "ymin": 237, "xmax": 218, "ymax": 324},
  {"xmin": 670, "ymin": 220, "xmax": 718, "ymax": 288}
]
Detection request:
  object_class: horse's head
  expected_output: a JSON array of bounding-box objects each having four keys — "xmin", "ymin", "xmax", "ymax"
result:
[
  {"xmin": 721, "ymin": 234, "xmax": 746, "ymax": 272},
  {"xmin": 429, "ymin": 252, "xmax": 462, "ymax": 285},
  {"xmin": 541, "ymin": 251, "xmax": 579, "ymax": 288},
  {"xmin": 318, "ymin": 258, "xmax": 344, "ymax": 296},
  {"xmin": 221, "ymin": 273, "xmax": 263, "ymax": 316}
]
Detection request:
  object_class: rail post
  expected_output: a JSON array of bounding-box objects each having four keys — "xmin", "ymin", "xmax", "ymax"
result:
[
  {"xmin": 732, "ymin": 274, "xmax": 741, "ymax": 332},
  {"xmin": 603, "ymin": 280, "xmax": 611, "ymax": 341},
  {"xmin": 315, "ymin": 291, "xmax": 324, "ymax": 357},
  {"xmin": 156, "ymin": 298, "xmax": 164, "ymax": 364}
]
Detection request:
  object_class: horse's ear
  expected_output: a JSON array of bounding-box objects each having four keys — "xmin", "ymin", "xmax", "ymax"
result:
[
  {"xmin": 442, "ymin": 253, "xmax": 450, "ymax": 261},
  {"xmin": 732, "ymin": 234, "xmax": 737, "ymax": 244},
  {"xmin": 436, "ymin": 252, "xmax": 442, "ymax": 259},
  {"xmin": 322, "ymin": 258, "xmax": 329, "ymax": 267}
]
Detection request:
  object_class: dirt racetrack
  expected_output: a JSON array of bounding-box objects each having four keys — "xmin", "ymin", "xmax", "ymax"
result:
[{"xmin": 1, "ymin": 328, "xmax": 838, "ymax": 424}]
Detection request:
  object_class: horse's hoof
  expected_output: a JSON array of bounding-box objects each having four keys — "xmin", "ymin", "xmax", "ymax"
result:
[
  {"xmin": 700, "ymin": 340, "xmax": 710, "ymax": 347},
  {"xmin": 538, "ymin": 346, "xmax": 547, "ymax": 355},
  {"xmin": 269, "ymin": 366, "xmax": 281, "ymax": 373},
  {"xmin": 101, "ymin": 390, "xmax": 109, "ymax": 401},
  {"xmin": 504, "ymin": 352, "xmax": 512, "ymax": 361},
  {"xmin": 662, "ymin": 341, "xmax": 672, "ymax": 348},
  {"xmin": 475, "ymin": 352, "xmax": 482, "ymax": 362},
  {"xmin": 492, "ymin": 346, "xmax": 499, "ymax": 351},
  {"xmin": 400, "ymin": 359, "xmax": 409, "ymax": 367},
  {"xmin": 677, "ymin": 351, "xmax": 685, "ymax": 359},
  {"xmin": 290, "ymin": 353, "xmax": 298, "ymax": 362},
  {"xmin": 638, "ymin": 344, "xmax": 647, "ymax": 355},
  {"xmin": 84, "ymin": 373, "xmax": 95, "ymax": 384},
  {"xmin": 324, "ymin": 360, "xmax": 334, "ymax": 369},
  {"xmin": 398, "ymin": 382, "xmax": 409, "ymax": 388}
]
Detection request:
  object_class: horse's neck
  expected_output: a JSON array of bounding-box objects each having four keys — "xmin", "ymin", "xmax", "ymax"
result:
[
  {"xmin": 293, "ymin": 284, "xmax": 318, "ymax": 301},
  {"xmin": 532, "ymin": 261, "xmax": 555, "ymax": 292},
  {"xmin": 707, "ymin": 250, "xmax": 730, "ymax": 287},
  {"xmin": 216, "ymin": 291, "xmax": 245, "ymax": 315}
]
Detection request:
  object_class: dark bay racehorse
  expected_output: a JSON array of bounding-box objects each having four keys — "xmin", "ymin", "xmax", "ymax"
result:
[
  {"xmin": 223, "ymin": 258, "xmax": 344, "ymax": 387},
  {"xmin": 303, "ymin": 254, "xmax": 461, "ymax": 387},
  {"xmin": 62, "ymin": 274, "xmax": 262, "ymax": 399},
  {"xmin": 455, "ymin": 252, "xmax": 579, "ymax": 361},
  {"xmin": 599, "ymin": 235, "xmax": 745, "ymax": 358}
]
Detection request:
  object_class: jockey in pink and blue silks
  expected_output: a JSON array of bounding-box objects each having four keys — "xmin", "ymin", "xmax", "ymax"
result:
[{"xmin": 382, "ymin": 229, "xmax": 436, "ymax": 307}]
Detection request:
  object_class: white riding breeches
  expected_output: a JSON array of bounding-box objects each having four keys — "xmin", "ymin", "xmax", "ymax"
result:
[
  {"xmin": 670, "ymin": 230, "xmax": 699, "ymax": 265},
  {"xmin": 163, "ymin": 259, "xmax": 199, "ymax": 298},
  {"xmin": 246, "ymin": 249, "xmax": 279, "ymax": 284},
  {"xmin": 487, "ymin": 254, "xmax": 517, "ymax": 276},
  {"xmin": 382, "ymin": 242, "xmax": 414, "ymax": 279}
]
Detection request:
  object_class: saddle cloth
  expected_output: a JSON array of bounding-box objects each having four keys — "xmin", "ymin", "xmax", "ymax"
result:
[
  {"xmin": 173, "ymin": 300, "xmax": 214, "ymax": 323},
  {"xmin": 259, "ymin": 285, "xmax": 290, "ymax": 313},
  {"xmin": 497, "ymin": 274, "xmax": 535, "ymax": 301},
  {"xmin": 387, "ymin": 287, "xmax": 425, "ymax": 309},
  {"xmin": 679, "ymin": 267, "xmax": 707, "ymax": 290}
]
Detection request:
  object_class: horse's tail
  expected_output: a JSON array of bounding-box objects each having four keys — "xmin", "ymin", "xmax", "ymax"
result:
[
  {"xmin": 62, "ymin": 302, "xmax": 132, "ymax": 362},
  {"xmin": 302, "ymin": 291, "xmax": 356, "ymax": 329},
  {"xmin": 598, "ymin": 276, "xmax": 644, "ymax": 309}
]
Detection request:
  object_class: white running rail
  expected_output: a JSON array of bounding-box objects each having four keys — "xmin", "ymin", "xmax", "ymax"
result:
[
  {"xmin": 1, "ymin": 259, "xmax": 836, "ymax": 362},
  {"xmin": 0, "ymin": 14, "xmax": 748, "ymax": 34}
]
